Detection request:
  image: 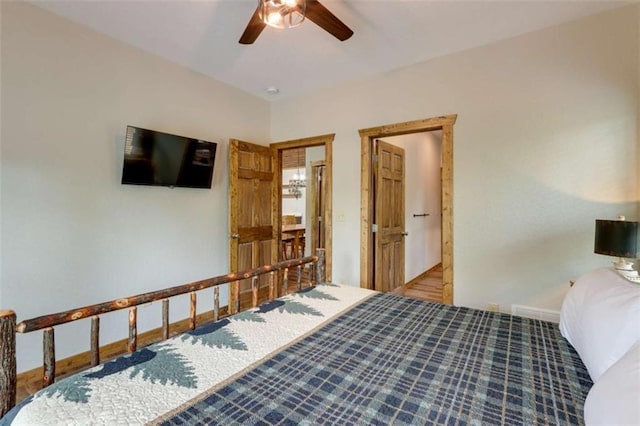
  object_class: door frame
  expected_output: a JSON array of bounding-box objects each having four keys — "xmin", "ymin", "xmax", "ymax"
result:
[
  {"xmin": 359, "ymin": 115, "xmax": 457, "ymax": 304},
  {"xmin": 271, "ymin": 134, "xmax": 334, "ymax": 281}
]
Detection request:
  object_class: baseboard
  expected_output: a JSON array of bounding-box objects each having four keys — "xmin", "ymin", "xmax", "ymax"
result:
[{"xmin": 511, "ymin": 305, "xmax": 560, "ymax": 323}]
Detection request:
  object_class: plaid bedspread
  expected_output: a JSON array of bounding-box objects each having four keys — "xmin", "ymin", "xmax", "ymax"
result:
[{"xmin": 157, "ymin": 293, "xmax": 592, "ymax": 425}]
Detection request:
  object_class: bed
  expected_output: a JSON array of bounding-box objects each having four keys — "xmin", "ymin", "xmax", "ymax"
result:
[{"xmin": 0, "ymin": 254, "xmax": 638, "ymax": 425}]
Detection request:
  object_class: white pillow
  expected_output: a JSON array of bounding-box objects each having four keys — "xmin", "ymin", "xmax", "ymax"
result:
[
  {"xmin": 559, "ymin": 267, "xmax": 640, "ymax": 382},
  {"xmin": 584, "ymin": 340, "xmax": 640, "ymax": 425}
]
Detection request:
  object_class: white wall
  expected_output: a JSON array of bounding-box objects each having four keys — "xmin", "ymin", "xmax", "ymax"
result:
[
  {"xmin": 1, "ymin": 2, "xmax": 270, "ymax": 372},
  {"xmin": 0, "ymin": 0, "xmax": 4, "ymax": 311},
  {"xmin": 1, "ymin": 1, "xmax": 638, "ymax": 374},
  {"xmin": 270, "ymin": 6, "xmax": 639, "ymax": 312},
  {"xmin": 384, "ymin": 132, "xmax": 442, "ymax": 282}
]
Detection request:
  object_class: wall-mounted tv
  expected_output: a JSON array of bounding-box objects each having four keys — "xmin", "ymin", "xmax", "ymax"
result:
[{"xmin": 121, "ymin": 125, "xmax": 217, "ymax": 189}]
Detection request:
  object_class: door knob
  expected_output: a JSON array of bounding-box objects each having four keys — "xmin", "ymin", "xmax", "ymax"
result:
[
  {"xmin": 402, "ymin": 232, "xmax": 409, "ymax": 236},
  {"xmin": 230, "ymin": 233, "xmax": 240, "ymax": 239}
]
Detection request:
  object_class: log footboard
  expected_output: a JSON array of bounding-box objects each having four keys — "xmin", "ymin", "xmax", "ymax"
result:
[
  {"xmin": 0, "ymin": 249, "xmax": 325, "ymax": 418},
  {"xmin": 0, "ymin": 310, "xmax": 16, "ymax": 418}
]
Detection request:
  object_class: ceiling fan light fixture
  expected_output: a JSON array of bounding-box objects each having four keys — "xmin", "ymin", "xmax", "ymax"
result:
[{"xmin": 259, "ymin": 0, "xmax": 306, "ymax": 29}]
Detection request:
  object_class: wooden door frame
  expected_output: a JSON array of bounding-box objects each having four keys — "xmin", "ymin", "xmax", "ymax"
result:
[
  {"xmin": 271, "ymin": 134, "xmax": 334, "ymax": 281},
  {"xmin": 360, "ymin": 115, "xmax": 457, "ymax": 304}
]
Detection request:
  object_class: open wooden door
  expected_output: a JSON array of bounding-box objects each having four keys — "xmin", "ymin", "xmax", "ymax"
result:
[
  {"xmin": 310, "ymin": 160, "xmax": 326, "ymax": 256},
  {"xmin": 374, "ymin": 140, "xmax": 406, "ymax": 292},
  {"xmin": 229, "ymin": 139, "xmax": 277, "ymax": 313}
]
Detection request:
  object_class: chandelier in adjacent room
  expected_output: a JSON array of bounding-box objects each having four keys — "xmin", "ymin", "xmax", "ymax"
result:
[{"xmin": 288, "ymin": 148, "xmax": 306, "ymax": 199}]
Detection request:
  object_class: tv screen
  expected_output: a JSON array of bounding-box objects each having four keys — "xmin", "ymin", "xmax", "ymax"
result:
[{"xmin": 121, "ymin": 126, "xmax": 217, "ymax": 189}]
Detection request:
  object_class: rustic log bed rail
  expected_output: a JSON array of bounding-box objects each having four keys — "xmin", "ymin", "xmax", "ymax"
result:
[{"xmin": 0, "ymin": 250, "xmax": 325, "ymax": 419}]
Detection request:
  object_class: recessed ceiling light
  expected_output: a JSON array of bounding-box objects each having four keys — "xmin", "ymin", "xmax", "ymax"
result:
[{"xmin": 265, "ymin": 86, "xmax": 280, "ymax": 95}]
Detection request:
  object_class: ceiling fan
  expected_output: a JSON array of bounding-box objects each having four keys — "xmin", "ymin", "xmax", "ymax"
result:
[{"xmin": 239, "ymin": 0, "xmax": 353, "ymax": 45}]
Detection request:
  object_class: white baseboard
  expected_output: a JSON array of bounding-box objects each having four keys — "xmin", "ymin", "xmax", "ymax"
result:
[{"xmin": 511, "ymin": 304, "xmax": 560, "ymax": 323}]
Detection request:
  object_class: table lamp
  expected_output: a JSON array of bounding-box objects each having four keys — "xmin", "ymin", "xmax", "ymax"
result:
[{"xmin": 594, "ymin": 216, "xmax": 639, "ymax": 282}]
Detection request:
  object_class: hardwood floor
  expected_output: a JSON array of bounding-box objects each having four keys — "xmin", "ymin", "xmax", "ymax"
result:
[{"xmin": 394, "ymin": 264, "xmax": 443, "ymax": 304}]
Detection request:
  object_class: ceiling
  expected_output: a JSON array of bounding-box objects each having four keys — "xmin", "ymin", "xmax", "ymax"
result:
[{"xmin": 31, "ymin": 0, "xmax": 627, "ymax": 101}]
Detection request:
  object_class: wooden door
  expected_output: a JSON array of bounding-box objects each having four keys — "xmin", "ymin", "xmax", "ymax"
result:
[
  {"xmin": 229, "ymin": 139, "xmax": 277, "ymax": 312},
  {"xmin": 374, "ymin": 140, "xmax": 405, "ymax": 292},
  {"xmin": 310, "ymin": 161, "xmax": 325, "ymax": 256}
]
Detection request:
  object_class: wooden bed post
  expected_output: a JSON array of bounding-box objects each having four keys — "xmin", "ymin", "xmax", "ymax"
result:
[
  {"xmin": 315, "ymin": 248, "xmax": 326, "ymax": 284},
  {"xmin": 42, "ymin": 328, "xmax": 55, "ymax": 388},
  {"xmin": 0, "ymin": 310, "xmax": 17, "ymax": 418},
  {"xmin": 90, "ymin": 316, "xmax": 100, "ymax": 367}
]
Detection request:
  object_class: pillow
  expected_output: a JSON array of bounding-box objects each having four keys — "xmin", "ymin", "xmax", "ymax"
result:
[
  {"xmin": 559, "ymin": 267, "xmax": 640, "ymax": 381},
  {"xmin": 583, "ymin": 340, "xmax": 640, "ymax": 425}
]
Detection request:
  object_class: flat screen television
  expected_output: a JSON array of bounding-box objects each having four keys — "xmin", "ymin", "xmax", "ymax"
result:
[{"xmin": 121, "ymin": 126, "xmax": 217, "ymax": 189}]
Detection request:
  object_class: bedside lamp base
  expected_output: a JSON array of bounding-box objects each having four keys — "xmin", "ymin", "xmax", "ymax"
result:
[{"xmin": 612, "ymin": 258, "xmax": 640, "ymax": 283}]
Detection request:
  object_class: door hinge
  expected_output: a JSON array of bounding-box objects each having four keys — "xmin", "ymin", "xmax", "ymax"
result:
[
  {"xmin": 372, "ymin": 154, "xmax": 378, "ymax": 162},
  {"xmin": 372, "ymin": 224, "xmax": 378, "ymax": 233}
]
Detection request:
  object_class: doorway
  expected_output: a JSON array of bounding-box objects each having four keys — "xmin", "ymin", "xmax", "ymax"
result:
[
  {"xmin": 381, "ymin": 131, "xmax": 443, "ymax": 303},
  {"xmin": 272, "ymin": 134, "xmax": 334, "ymax": 282},
  {"xmin": 360, "ymin": 115, "xmax": 456, "ymax": 304}
]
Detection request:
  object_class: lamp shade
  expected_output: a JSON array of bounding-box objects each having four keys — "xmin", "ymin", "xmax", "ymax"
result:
[{"xmin": 594, "ymin": 219, "xmax": 639, "ymax": 258}]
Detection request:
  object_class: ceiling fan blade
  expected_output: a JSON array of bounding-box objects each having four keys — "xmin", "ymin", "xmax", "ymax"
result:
[
  {"xmin": 239, "ymin": 5, "xmax": 267, "ymax": 44},
  {"xmin": 305, "ymin": 0, "xmax": 353, "ymax": 41}
]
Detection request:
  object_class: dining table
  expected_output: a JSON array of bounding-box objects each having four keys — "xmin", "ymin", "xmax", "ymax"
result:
[{"xmin": 282, "ymin": 223, "xmax": 306, "ymax": 259}]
